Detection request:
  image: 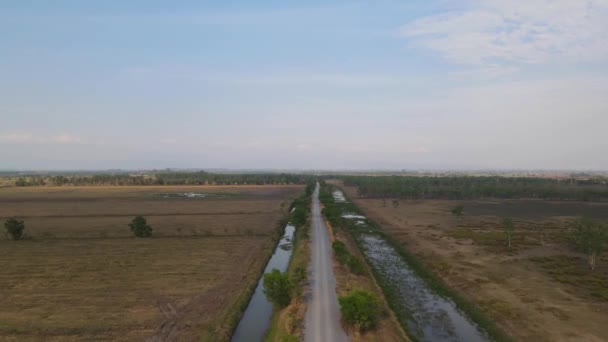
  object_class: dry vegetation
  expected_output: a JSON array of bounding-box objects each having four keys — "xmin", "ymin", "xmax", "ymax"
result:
[
  {"xmin": 340, "ymin": 184, "xmax": 608, "ymax": 342},
  {"xmin": 0, "ymin": 185, "xmax": 302, "ymax": 341}
]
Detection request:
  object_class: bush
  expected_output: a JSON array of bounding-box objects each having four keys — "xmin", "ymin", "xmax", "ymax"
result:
[
  {"xmin": 333, "ymin": 240, "xmax": 365, "ymax": 275},
  {"xmin": 346, "ymin": 257, "xmax": 365, "ymax": 275},
  {"xmin": 4, "ymin": 218, "xmax": 25, "ymax": 240},
  {"xmin": 333, "ymin": 240, "xmax": 347, "ymax": 256},
  {"xmin": 128, "ymin": 216, "xmax": 153, "ymax": 238},
  {"xmin": 338, "ymin": 290, "xmax": 381, "ymax": 331},
  {"xmin": 263, "ymin": 269, "xmax": 292, "ymax": 308}
]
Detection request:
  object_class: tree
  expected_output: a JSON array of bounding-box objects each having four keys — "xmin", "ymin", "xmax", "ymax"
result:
[
  {"xmin": 128, "ymin": 216, "xmax": 153, "ymax": 238},
  {"xmin": 503, "ymin": 217, "xmax": 514, "ymax": 249},
  {"xmin": 338, "ymin": 290, "xmax": 381, "ymax": 331},
  {"xmin": 451, "ymin": 205, "xmax": 464, "ymax": 221},
  {"xmin": 572, "ymin": 218, "xmax": 608, "ymax": 271},
  {"xmin": 263, "ymin": 269, "xmax": 292, "ymax": 308},
  {"xmin": 292, "ymin": 206, "xmax": 307, "ymax": 227},
  {"xmin": 4, "ymin": 218, "xmax": 25, "ymax": 240}
]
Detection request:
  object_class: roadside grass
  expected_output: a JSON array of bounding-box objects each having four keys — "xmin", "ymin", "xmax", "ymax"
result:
[
  {"xmin": 530, "ymin": 255, "xmax": 608, "ymax": 301},
  {"xmin": 320, "ymin": 183, "xmax": 512, "ymax": 342},
  {"xmin": 265, "ymin": 185, "xmax": 314, "ymax": 342}
]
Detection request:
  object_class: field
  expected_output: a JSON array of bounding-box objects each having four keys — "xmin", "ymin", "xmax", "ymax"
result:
[
  {"xmin": 0, "ymin": 185, "xmax": 302, "ymax": 341},
  {"xmin": 339, "ymin": 184, "xmax": 608, "ymax": 342}
]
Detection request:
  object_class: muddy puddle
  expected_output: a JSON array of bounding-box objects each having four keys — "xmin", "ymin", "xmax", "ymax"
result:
[
  {"xmin": 360, "ymin": 233, "xmax": 488, "ymax": 342},
  {"xmin": 341, "ymin": 213, "xmax": 366, "ymax": 219},
  {"xmin": 333, "ymin": 190, "xmax": 347, "ymax": 203},
  {"xmin": 153, "ymin": 192, "xmax": 209, "ymax": 198},
  {"xmin": 231, "ymin": 224, "xmax": 295, "ymax": 341}
]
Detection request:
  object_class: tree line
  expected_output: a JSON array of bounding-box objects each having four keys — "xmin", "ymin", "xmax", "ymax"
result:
[
  {"xmin": 343, "ymin": 175, "xmax": 608, "ymax": 201},
  {"xmin": 13, "ymin": 172, "xmax": 314, "ymax": 187}
]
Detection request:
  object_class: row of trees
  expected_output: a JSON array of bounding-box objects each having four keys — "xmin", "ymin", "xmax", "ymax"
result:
[
  {"xmin": 14, "ymin": 172, "xmax": 314, "ymax": 187},
  {"xmin": 344, "ymin": 175, "xmax": 608, "ymax": 201},
  {"xmin": 3, "ymin": 216, "xmax": 153, "ymax": 240}
]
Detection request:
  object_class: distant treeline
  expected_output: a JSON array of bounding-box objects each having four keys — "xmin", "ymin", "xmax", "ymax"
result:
[
  {"xmin": 342, "ymin": 176, "xmax": 608, "ymax": 201},
  {"xmin": 12, "ymin": 172, "xmax": 314, "ymax": 186}
]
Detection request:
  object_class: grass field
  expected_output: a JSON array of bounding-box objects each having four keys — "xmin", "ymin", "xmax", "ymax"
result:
[
  {"xmin": 0, "ymin": 185, "xmax": 302, "ymax": 341},
  {"xmin": 338, "ymin": 183, "xmax": 608, "ymax": 342}
]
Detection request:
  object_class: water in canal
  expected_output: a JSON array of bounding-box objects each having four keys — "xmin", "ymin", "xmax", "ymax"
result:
[
  {"xmin": 231, "ymin": 224, "xmax": 296, "ymax": 342},
  {"xmin": 360, "ymin": 234, "xmax": 488, "ymax": 342}
]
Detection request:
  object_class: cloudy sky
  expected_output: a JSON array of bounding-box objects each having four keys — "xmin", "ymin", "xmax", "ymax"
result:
[{"xmin": 1, "ymin": 0, "xmax": 607, "ymax": 170}]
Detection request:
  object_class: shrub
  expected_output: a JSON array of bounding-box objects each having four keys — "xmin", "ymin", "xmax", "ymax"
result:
[
  {"xmin": 338, "ymin": 289, "xmax": 381, "ymax": 331},
  {"xmin": 128, "ymin": 216, "xmax": 153, "ymax": 238},
  {"xmin": 4, "ymin": 218, "xmax": 25, "ymax": 240},
  {"xmin": 333, "ymin": 240, "xmax": 365, "ymax": 275},
  {"xmin": 332, "ymin": 240, "xmax": 347, "ymax": 256},
  {"xmin": 263, "ymin": 269, "xmax": 292, "ymax": 308},
  {"xmin": 346, "ymin": 257, "xmax": 365, "ymax": 275}
]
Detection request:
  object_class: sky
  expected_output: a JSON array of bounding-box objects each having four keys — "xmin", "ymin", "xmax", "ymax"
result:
[{"xmin": 1, "ymin": 0, "xmax": 607, "ymax": 170}]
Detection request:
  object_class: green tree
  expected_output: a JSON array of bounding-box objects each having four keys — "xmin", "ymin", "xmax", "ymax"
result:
[
  {"xmin": 338, "ymin": 290, "xmax": 380, "ymax": 331},
  {"xmin": 128, "ymin": 216, "xmax": 153, "ymax": 238},
  {"xmin": 263, "ymin": 269, "xmax": 292, "ymax": 308},
  {"xmin": 572, "ymin": 218, "xmax": 608, "ymax": 271},
  {"xmin": 503, "ymin": 217, "xmax": 514, "ymax": 249},
  {"xmin": 4, "ymin": 218, "xmax": 25, "ymax": 240},
  {"xmin": 451, "ymin": 205, "xmax": 464, "ymax": 221},
  {"xmin": 292, "ymin": 206, "xmax": 307, "ymax": 227}
]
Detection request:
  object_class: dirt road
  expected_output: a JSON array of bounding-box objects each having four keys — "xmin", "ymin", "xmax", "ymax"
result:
[{"xmin": 304, "ymin": 183, "xmax": 348, "ymax": 342}]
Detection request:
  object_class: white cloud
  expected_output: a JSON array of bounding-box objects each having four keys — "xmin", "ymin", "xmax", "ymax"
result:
[
  {"xmin": 400, "ymin": 0, "xmax": 608, "ymax": 67},
  {"xmin": 0, "ymin": 132, "xmax": 83, "ymax": 144}
]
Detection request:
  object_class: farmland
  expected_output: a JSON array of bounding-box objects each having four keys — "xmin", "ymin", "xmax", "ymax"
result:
[
  {"xmin": 337, "ymin": 182, "xmax": 608, "ymax": 341},
  {"xmin": 0, "ymin": 185, "xmax": 302, "ymax": 341}
]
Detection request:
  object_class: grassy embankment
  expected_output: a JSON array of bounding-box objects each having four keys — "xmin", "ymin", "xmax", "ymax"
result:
[{"xmin": 264, "ymin": 183, "xmax": 315, "ymax": 342}]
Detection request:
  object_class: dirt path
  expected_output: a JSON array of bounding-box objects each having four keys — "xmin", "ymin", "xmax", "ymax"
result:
[{"xmin": 304, "ymin": 183, "xmax": 349, "ymax": 342}]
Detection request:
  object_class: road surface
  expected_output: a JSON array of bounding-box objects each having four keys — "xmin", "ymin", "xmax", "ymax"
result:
[{"xmin": 304, "ymin": 183, "xmax": 349, "ymax": 342}]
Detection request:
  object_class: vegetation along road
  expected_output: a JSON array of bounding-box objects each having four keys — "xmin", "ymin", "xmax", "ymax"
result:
[{"xmin": 304, "ymin": 183, "xmax": 348, "ymax": 342}]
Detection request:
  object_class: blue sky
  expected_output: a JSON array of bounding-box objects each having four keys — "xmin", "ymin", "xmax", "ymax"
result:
[{"xmin": 1, "ymin": 0, "xmax": 607, "ymax": 170}]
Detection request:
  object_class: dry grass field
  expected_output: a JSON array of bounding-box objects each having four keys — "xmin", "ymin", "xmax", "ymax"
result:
[
  {"xmin": 339, "ymin": 184, "xmax": 608, "ymax": 341},
  {"xmin": 0, "ymin": 185, "xmax": 302, "ymax": 341}
]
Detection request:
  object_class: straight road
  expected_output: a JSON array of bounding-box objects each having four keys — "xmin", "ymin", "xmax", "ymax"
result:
[{"xmin": 304, "ymin": 183, "xmax": 348, "ymax": 342}]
